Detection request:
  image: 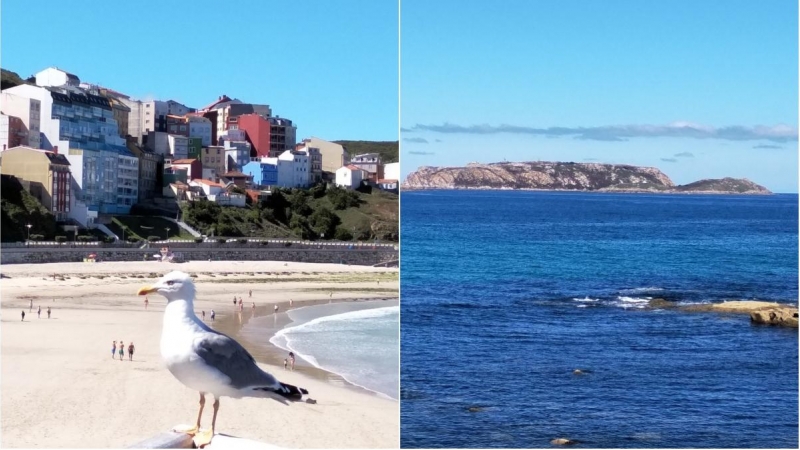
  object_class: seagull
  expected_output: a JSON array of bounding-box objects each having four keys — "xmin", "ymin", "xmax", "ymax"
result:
[{"xmin": 137, "ymin": 271, "xmax": 309, "ymax": 447}]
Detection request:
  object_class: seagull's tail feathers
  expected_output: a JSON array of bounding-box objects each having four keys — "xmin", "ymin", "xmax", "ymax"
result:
[{"xmin": 253, "ymin": 382, "xmax": 308, "ymax": 403}]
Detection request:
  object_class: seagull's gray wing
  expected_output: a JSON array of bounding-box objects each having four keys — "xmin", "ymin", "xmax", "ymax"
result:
[{"xmin": 193, "ymin": 330, "xmax": 281, "ymax": 391}]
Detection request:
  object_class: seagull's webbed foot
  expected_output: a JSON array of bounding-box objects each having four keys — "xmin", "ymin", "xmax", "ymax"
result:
[
  {"xmin": 193, "ymin": 429, "xmax": 214, "ymax": 448},
  {"xmin": 172, "ymin": 424, "xmax": 200, "ymax": 435}
]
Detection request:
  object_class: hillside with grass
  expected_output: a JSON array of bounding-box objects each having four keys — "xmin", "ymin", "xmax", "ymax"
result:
[
  {"xmin": 334, "ymin": 140, "xmax": 398, "ymax": 164},
  {"xmin": 107, "ymin": 216, "xmax": 195, "ymax": 242},
  {"xmin": 1, "ymin": 68, "xmax": 32, "ymax": 90},
  {"xmin": 0, "ymin": 175, "xmax": 58, "ymax": 242},
  {"xmin": 180, "ymin": 184, "xmax": 398, "ymax": 241}
]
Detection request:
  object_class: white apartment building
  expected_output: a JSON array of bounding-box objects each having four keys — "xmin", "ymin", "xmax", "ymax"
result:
[
  {"xmin": 335, "ymin": 165, "xmax": 366, "ymax": 189},
  {"xmin": 384, "ymin": 162, "xmax": 399, "ymax": 181},
  {"xmin": 278, "ymin": 150, "xmax": 310, "ymax": 188},
  {"xmin": 167, "ymin": 134, "xmax": 189, "ymax": 160},
  {"xmin": 34, "ymin": 67, "xmax": 80, "ymax": 88},
  {"xmin": 295, "ymin": 144, "xmax": 322, "ymax": 185},
  {"xmin": 0, "ymin": 91, "xmax": 42, "ymax": 149}
]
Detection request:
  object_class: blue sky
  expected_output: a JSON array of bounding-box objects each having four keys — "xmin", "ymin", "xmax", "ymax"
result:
[
  {"xmin": 1, "ymin": 0, "xmax": 398, "ymax": 142},
  {"xmin": 401, "ymin": 0, "xmax": 799, "ymax": 193}
]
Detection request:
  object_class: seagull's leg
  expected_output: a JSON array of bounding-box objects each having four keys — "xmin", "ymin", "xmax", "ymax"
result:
[
  {"xmin": 193, "ymin": 396, "xmax": 218, "ymax": 448},
  {"xmin": 173, "ymin": 392, "xmax": 205, "ymax": 435}
]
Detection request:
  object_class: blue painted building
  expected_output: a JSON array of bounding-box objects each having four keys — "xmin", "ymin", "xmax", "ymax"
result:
[{"xmin": 243, "ymin": 160, "xmax": 279, "ymax": 187}]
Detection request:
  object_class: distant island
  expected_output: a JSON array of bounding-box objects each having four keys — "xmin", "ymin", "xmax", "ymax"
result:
[{"xmin": 402, "ymin": 161, "xmax": 772, "ymax": 194}]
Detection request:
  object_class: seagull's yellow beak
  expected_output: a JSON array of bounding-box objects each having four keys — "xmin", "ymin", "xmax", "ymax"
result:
[{"xmin": 137, "ymin": 286, "xmax": 158, "ymax": 296}]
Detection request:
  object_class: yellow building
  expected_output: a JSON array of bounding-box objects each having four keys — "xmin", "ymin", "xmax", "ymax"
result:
[{"xmin": 0, "ymin": 146, "xmax": 72, "ymax": 221}]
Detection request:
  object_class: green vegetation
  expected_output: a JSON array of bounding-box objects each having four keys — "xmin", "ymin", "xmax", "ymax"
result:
[
  {"xmin": 180, "ymin": 183, "xmax": 398, "ymax": 241},
  {"xmin": 108, "ymin": 215, "xmax": 194, "ymax": 241},
  {"xmin": 1, "ymin": 175, "xmax": 58, "ymax": 242},
  {"xmin": 334, "ymin": 140, "xmax": 398, "ymax": 164},
  {"xmin": 1, "ymin": 68, "xmax": 32, "ymax": 90}
]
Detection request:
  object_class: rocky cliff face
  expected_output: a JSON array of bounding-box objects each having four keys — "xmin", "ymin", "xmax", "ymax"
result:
[
  {"xmin": 404, "ymin": 162, "xmax": 674, "ymax": 190},
  {"xmin": 403, "ymin": 162, "xmax": 771, "ymax": 194}
]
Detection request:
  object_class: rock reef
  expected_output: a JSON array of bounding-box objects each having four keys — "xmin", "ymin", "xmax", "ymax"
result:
[
  {"xmin": 648, "ymin": 299, "xmax": 798, "ymax": 328},
  {"xmin": 403, "ymin": 162, "xmax": 771, "ymax": 194}
]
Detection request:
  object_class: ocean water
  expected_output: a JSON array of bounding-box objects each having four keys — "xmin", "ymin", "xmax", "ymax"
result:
[
  {"xmin": 269, "ymin": 300, "xmax": 399, "ymax": 399},
  {"xmin": 400, "ymin": 190, "xmax": 798, "ymax": 448}
]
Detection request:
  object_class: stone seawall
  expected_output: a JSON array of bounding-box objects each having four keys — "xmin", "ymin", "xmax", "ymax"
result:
[{"xmin": 0, "ymin": 247, "xmax": 397, "ymax": 266}]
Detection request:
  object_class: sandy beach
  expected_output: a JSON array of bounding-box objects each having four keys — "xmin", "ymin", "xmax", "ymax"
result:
[{"xmin": 1, "ymin": 261, "xmax": 399, "ymax": 448}]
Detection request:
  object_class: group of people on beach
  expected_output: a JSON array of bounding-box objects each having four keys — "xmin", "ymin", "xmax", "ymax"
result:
[
  {"xmin": 200, "ymin": 309, "xmax": 216, "ymax": 322},
  {"xmin": 21, "ymin": 300, "xmax": 51, "ymax": 321},
  {"xmin": 111, "ymin": 340, "xmax": 135, "ymax": 361}
]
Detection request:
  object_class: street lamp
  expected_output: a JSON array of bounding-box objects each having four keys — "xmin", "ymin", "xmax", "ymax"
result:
[
  {"xmin": 26, "ymin": 223, "xmax": 32, "ymax": 241},
  {"xmin": 165, "ymin": 227, "xmax": 170, "ymax": 240}
]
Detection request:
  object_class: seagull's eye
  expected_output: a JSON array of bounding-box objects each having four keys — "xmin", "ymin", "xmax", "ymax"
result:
[{"xmin": 166, "ymin": 281, "xmax": 175, "ymax": 286}]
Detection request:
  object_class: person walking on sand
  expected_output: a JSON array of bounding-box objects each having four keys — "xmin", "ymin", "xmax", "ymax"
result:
[
  {"xmin": 210, "ymin": 310, "xmax": 216, "ymax": 322},
  {"xmin": 252, "ymin": 302, "xmax": 256, "ymax": 311},
  {"xmin": 233, "ymin": 297, "xmax": 237, "ymax": 306},
  {"xmin": 290, "ymin": 299, "xmax": 293, "ymax": 306},
  {"xmin": 118, "ymin": 341, "xmax": 125, "ymax": 361},
  {"xmin": 21, "ymin": 310, "xmax": 25, "ymax": 321},
  {"xmin": 144, "ymin": 297, "xmax": 149, "ymax": 310},
  {"xmin": 37, "ymin": 305, "xmax": 41, "ymax": 319},
  {"xmin": 289, "ymin": 352, "xmax": 295, "ymax": 371},
  {"xmin": 274, "ymin": 304, "xmax": 279, "ymax": 314},
  {"xmin": 249, "ymin": 290, "xmax": 252, "ymax": 298},
  {"xmin": 201, "ymin": 310, "xmax": 206, "ymax": 321},
  {"xmin": 283, "ymin": 358, "xmax": 288, "ymax": 370},
  {"xmin": 112, "ymin": 341, "xmax": 117, "ymax": 359},
  {"xmin": 128, "ymin": 342, "xmax": 135, "ymax": 361},
  {"xmin": 29, "ymin": 299, "xmax": 33, "ymax": 312},
  {"xmin": 47, "ymin": 307, "xmax": 51, "ymax": 319}
]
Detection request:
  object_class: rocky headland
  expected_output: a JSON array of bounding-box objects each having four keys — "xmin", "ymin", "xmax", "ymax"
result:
[{"xmin": 403, "ymin": 162, "xmax": 771, "ymax": 194}]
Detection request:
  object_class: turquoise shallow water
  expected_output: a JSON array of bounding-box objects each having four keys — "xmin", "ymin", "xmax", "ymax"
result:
[
  {"xmin": 400, "ymin": 190, "xmax": 798, "ymax": 448},
  {"xmin": 269, "ymin": 300, "xmax": 399, "ymax": 399}
]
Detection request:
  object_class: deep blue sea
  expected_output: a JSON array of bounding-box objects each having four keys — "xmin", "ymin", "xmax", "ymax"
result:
[{"xmin": 400, "ymin": 191, "xmax": 798, "ymax": 448}]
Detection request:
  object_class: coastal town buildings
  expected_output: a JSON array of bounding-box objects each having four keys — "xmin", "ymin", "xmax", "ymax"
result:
[
  {"xmin": 278, "ymin": 149, "xmax": 310, "ymax": 188},
  {"xmin": 295, "ymin": 143, "xmax": 322, "ymax": 185},
  {"xmin": 222, "ymin": 140, "xmax": 252, "ymax": 171},
  {"xmin": 0, "ymin": 112, "xmax": 25, "ymax": 150},
  {"xmin": 126, "ymin": 140, "xmax": 161, "ymax": 202},
  {"xmin": 200, "ymin": 146, "xmax": 225, "ymax": 180},
  {"xmin": 169, "ymin": 159, "xmax": 202, "ymax": 181},
  {"xmin": 350, "ymin": 153, "xmax": 383, "ymax": 182},
  {"xmin": 384, "ymin": 162, "xmax": 399, "ymax": 182},
  {"xmin": 189, "ymin": 178, "xmax": 246, "ymax": 207},
  {"xmin": 301, "ymin": 137, "xmax": 349, "ymax": 175},
  {"xmin": 0, "ymin": 90, "xmax": 41, "ymax": 149},
  {"xmin": 1, "ymin": 72, "xmax": 138, "ymax": 223},
  {"xmin": 335, "ymin": 164, "xmax": 367, "ymax": 189},
  {"xmin": 0, "ymin": 146, "xmax": 72, "ymax": 221},
  {"xmin": 167, "ymin": 134, "xmax": 189, "ymax": 160}
]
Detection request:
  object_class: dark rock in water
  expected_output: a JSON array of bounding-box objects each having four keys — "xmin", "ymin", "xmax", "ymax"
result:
[
  {"xmin": 551, "ymin": 438, "xmax": 578, "ymax": 445},
  {"xmin": 648, "ymin": 298, "xmax": 676, "ymax": 309},
  {"xmin": 750, "ymin": 307, "xmax": 799, "ymax": 328},
  {"xmin": 467, "ymin": 406, "xmax": 485, "ymax": 413}
]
